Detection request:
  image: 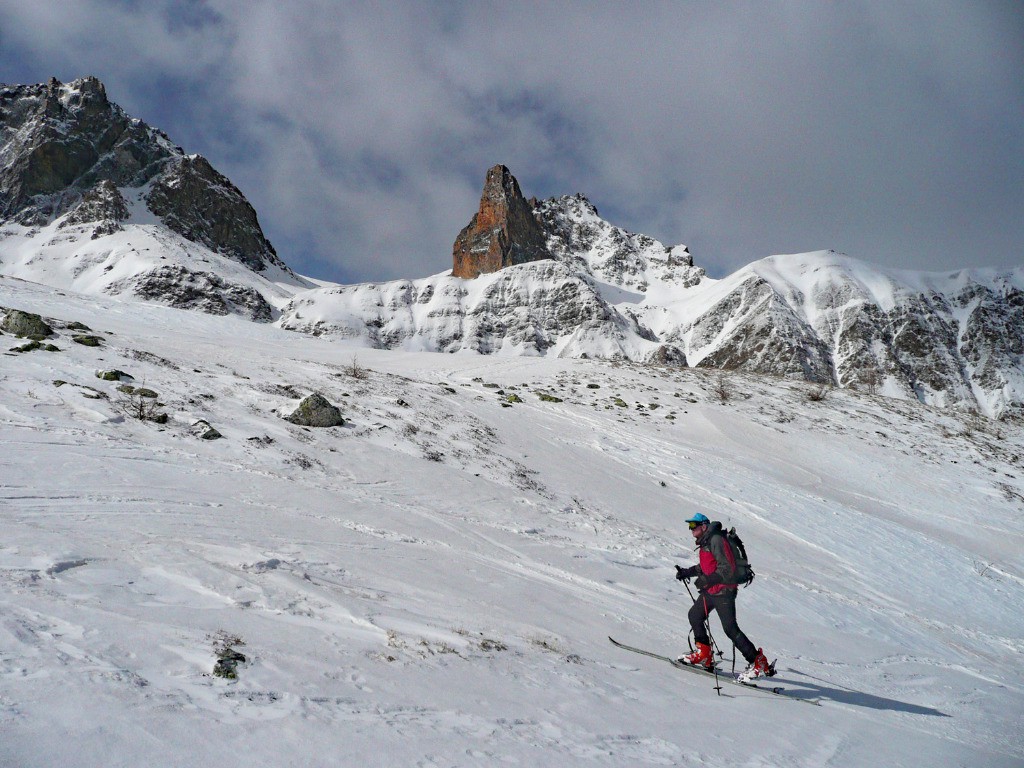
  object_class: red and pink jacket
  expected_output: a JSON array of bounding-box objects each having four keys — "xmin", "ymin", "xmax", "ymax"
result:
[{"xmin": 697, "ymin": 521, "xmax": 739, "ymax": 594}]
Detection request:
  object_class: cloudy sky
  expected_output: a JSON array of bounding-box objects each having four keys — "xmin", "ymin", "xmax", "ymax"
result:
[{"xmin": 2, "ymin": 1, "xmax": 1021, "ymax": 283}]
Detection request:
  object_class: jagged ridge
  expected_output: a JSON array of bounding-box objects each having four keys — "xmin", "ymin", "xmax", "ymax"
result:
[{"xmin": 281, "ymin": 183, "xmax": 1023, "ymax": 416}]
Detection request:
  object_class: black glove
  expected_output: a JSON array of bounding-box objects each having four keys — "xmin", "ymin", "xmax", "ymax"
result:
[
  {"xmin": 695, "ymin": 572, "xmax": 723, "ymax": 590},
  {"xmin": 675, "ymin": 565, "xmax": 696, "ymax": 582}
]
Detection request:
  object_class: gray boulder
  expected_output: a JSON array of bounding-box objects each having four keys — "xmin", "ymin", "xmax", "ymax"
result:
[
  {"xmin": 189, "ymin": 420, "xmax": 222, "ymax": 440},
  {"xmin": 284, "ymin": 393, "xmax": 345, "ymax": 428},
  {"xmin": 2, "ymin": 309, "xmax": 53, "ymax": 338}
]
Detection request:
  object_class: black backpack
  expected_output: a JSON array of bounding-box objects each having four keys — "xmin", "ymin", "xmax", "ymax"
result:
[{"xmin": 724, "ymin": 527, "xmax": 755, "ymax": 587}]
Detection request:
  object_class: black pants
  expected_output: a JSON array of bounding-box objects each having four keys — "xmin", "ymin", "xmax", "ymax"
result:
[{"xmin": 688, "ymin": 589, "xmax": 757, "ymax": 664}]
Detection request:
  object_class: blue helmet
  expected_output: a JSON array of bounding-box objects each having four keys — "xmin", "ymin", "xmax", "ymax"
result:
[{"xmin": 685, "ymin": 512, "xmax": 710, "ymax": 525}]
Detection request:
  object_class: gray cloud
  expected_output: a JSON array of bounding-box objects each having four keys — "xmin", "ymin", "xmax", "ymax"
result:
[{"xmin": 1, "ymin": 0, "xmax": 1021, "ymax": 282}]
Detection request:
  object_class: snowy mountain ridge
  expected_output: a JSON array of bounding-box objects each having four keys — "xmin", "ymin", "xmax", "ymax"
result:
[
  {"xmin": 282, "ymin": 219, "xmax": 1024, "ymax": 417},
  {"xmin": 2, "ymin": 77, "xmax": 1022, "ymax": 417}
]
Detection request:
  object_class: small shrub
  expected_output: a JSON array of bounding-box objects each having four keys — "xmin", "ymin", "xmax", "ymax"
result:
[
  {"xmin": 807, "ymin": 385, "xmax": 831, "ymax": 402},
  {"xmin": 423, "ymin": 447, "xmax": 444, "ymax": 462},
  {"xmin": 713, "ymin": 374, "xmax": 733, "ymax": 404},
  {"xmin": 116, "ymin": 388, "xmax": 166, "ymax": 423},
  {"xmin": 345, "ymin": 355, "xmax": 369, "ymax": 379},
  {"xmin": 973, "ymin": 560, "xmax": 997, "ymax": 579}
]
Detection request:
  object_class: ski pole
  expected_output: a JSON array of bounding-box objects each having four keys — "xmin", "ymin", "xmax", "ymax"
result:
[
  {"xmin": 682, "ymin": 578, "xmax": 722, "ymax": 694},
  {"xmin": 702, "ymin": 594, "xmax": 723, "ymax": 695}
]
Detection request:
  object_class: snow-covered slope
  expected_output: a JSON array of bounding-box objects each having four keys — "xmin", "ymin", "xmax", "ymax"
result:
[
  {"xmin": 0, "ymin": 192, "xmax": 307, "ymax": 320},
  {"xmin": 277, "ymin": 259, "xmax": 678, "ymax": 362},
  {"xmin": 652, "ymin": 251, "xmax": 1024, "ymax": 417},
  {"xmin": 2, "ymin": 275, "xmax": 1023, "ymax": 767}
]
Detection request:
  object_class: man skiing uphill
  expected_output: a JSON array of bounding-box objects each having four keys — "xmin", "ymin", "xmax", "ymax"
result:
[{"xmin": 674, "ymin": 513, "xmax": 772, "ymax": 683}]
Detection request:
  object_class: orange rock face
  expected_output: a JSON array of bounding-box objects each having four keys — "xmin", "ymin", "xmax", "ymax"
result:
[{"xmin": 452, "ymin": 165, "xmax": 550, "ymax": 279}]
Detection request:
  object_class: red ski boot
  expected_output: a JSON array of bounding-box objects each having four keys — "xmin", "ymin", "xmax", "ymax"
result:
[
  {"xmin": 738, "ymin": 648, "xmax": 773, "ymax": 683},
  {"xmin": 678, "ymin": 642, "xmax": 714, "ymax": 669}
]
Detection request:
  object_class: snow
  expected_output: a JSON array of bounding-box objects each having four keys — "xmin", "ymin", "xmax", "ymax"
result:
[
  {"xmin": 0, "ymin": 196, "xmax": 308, "ymax": 310},
  {"xmin": 2, "ymin": 274, "xmax": 1024, "ymax": 767}
]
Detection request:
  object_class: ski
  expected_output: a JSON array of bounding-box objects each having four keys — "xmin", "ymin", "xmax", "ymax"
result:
[{"xmin": 609, "ymin": 636, "xmax": 821, "ymax": 706}]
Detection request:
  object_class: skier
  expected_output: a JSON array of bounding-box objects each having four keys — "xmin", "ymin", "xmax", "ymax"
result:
[{"xmin": 674, "ymin": 512, "xmax": 772, "ymax": 683}]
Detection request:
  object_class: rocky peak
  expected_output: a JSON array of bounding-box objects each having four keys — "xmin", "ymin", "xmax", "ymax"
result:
[
  {"xmin": 0, "ymin": 76, "xmax": 287, "ymax": 274},
  {"xmin": 54, "ymin": 75, "xmax": 110, "ymax": 114},
  {"xmin": 535, "ymin": 193, "xmax": 703, "ymax": 292},
  {"xmin": 1, "ymin": 77, "xmax": 149, "ymax": 220},
  {"xmin": 452, "ymin": 164, "xmax": 550, "ymax": 279}
]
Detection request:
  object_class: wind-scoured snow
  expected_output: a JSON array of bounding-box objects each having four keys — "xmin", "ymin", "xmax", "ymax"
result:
[{"xmin": 2, "ymin": 274, "xmax": 1022, "ymax": 767}]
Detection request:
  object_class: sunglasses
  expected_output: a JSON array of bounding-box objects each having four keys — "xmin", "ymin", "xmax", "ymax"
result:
[{"xmin": 688, "ymin": 521, "xmax": 705, "ymax": 530}]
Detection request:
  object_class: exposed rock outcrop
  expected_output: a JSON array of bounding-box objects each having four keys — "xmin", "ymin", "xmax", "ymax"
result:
[
  {"xmin": 145, "ymin": 155, "xmax": 279, "ymax": 272},
  {"xmin": 109, "ymin": 265, "xmax": 275, "ymax": 322},
  {"xmin": 60, "ymin": 179, "xmax": 129, "ymax": 238},
  {"xmin": 452, "ymin": 165, "xmax": 550, "ymax": 279}
]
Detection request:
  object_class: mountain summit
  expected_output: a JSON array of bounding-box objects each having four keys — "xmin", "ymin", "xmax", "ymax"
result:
[
  {"xmin": 0, "ymin": 76, "xmax": 306, "ymax": 319},
  {"xmin": 0, "ymin": 76, "xmax": 284, "ymax": 272}
]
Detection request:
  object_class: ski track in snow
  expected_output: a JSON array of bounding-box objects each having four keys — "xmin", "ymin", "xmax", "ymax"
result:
[{"xmin": 2, "ymin": 277, "xmax": 1024, "ymax": 766}]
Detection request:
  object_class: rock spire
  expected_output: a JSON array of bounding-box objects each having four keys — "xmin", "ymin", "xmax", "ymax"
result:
[{"xmin": 452, "ymin": 165, "xmax": 550, "ymax": 279}]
